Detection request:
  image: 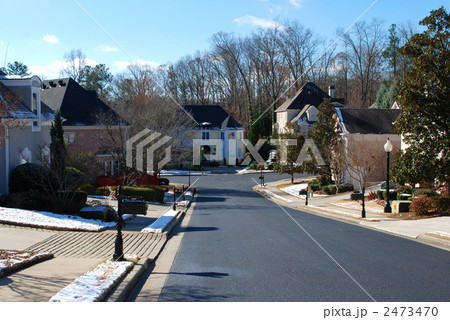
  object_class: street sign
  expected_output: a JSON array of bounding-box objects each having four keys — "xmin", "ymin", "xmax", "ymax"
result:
[{"xmin": 258, "ymin": 163, "xmax": 265, "ymax": 169}]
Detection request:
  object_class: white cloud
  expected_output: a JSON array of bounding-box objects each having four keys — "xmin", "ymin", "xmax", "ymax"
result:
[
  {"xmin": 114, "ymin": 59, "xmax": 160, "ymax": 71},
  {"xmin": 43, "ymin": 34, "xmax": 59, "ymax": 44},
  {"xmin": 234, "ymin": 15, "xmax": 284, "ymax": 29},
  {"xmin": 29, "ymin": 58, "xmax": 97, "ymax": 80},
  {"xmin": 289, "ymin": 0, "xmax": 304, "ymax": 7},
  {"xmin": 96, "ymin": 45, "xmax": 119, "ymax": 52}
]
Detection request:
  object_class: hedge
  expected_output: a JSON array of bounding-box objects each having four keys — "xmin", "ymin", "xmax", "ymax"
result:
[{"xmin": 97, "ymin": 185, "xmax": 165, "ymax": 203}]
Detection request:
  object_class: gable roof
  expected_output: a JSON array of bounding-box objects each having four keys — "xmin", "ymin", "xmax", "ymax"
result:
[
  {"xmin": 183, "ymin": 105, "xmax": 242, "ymax": 129},
  {"xmin": 0, "ymin": 82, "xmax": 54, "ymax": 121},
  {"xmin": 336, "ymin": 108, "xmax": 401, "ymax": 134},
  {"xmin": 41, "ymin": 78, "xmax": 119, "ymax": 126},
  {"xmin": 275, "ymin": 82, "xmax": 344, "ymax": 112}
]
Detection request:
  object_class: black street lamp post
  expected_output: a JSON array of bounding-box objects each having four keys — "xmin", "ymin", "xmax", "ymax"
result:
[
  {"xmin": 113, "ymin": 185, "xmax": 125, "ymax": 261},
  {"xmin": 384, "ymin": 138, "xmax": 393, "ymax": 213}
]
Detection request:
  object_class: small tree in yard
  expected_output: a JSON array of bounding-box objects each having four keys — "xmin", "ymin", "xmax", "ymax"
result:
[
  {"xmin": 50, "ymin": 110, "xmax": 67, "ymax": 188},
  {"xmin": 273, "ymin": 122, "xmax": 307, "ymax": 184},
  {"xmin": 345, "ymin": 142, "xmax": 380, "ymax": 218},
  {"xmin": 394, "ymin": 7, "xmax": 450, "ymax": 194}
]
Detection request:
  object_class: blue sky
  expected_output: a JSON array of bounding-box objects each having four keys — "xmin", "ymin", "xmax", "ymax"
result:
[{"xmin": 1, "ymin": 0, "xmax": 447, "ymax": 79}]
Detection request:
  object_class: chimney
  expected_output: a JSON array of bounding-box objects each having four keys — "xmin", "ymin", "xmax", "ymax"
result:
[{"xmin": 328, "ymin": 85, "xmax": 335, "ymax": 99}]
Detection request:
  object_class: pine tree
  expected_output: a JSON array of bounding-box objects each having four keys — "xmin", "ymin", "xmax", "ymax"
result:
[{"xmin": 50, "ymin": 110, "xmax": 67, "ymax": 185}]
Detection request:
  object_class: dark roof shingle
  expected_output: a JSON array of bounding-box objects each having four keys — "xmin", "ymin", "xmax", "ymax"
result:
[
  {"xmin": 183, "ymin": 105, "xmax": 242, "ymax": 129},
  {"xmin": 276, "ymin": 82, "xmax": 344, "ymax": 112},
  {"xmin": 41, "ymin": 78, "xmax": 119, "ymax": 126},
  {"xmin": 336, "ymin": 108, "xmax": 401, "ymax": 134}
]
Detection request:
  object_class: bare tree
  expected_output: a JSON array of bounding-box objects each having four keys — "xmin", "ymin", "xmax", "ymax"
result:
[
  {"xmin": 0, "ymin": 87, "xmax": 27, "ymax": 146},
  {"xmin": 107, "ymin": 63, "xmax": 195, "ymax": 180},
  {"xmin": 344, "ymin": 139, "xmax": 381, "ymax": 217},
  {"xmin": 338, "ymin": 19, "xmax": 386, "ymax": 108},
  {"xmin": 60, "ymin": 49, "xmax": 87, "ymax": 82}
]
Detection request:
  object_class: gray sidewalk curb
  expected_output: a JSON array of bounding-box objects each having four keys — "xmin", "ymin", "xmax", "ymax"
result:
[
  {"xmin": 254, "ymin": 185, "xmax": 450, "ymax": 252},
  {"xmin": 106, "ymin": 189, "xmax": 197, "ymax": 302}
]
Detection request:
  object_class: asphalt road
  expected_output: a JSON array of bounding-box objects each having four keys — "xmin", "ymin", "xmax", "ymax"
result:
[{"xmin": 156, "ymin": 171, "xmax": 450, "ymax": 302}]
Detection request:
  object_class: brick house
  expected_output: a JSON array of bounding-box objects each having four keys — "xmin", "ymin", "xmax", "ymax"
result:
[{"xmin": 41, "ymin": 78, "xmax": 125, "ymax": 175}]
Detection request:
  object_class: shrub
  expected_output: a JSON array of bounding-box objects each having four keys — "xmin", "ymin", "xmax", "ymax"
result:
[
  {"xmin": 54, "ymin": 191, "xmax": 88, "ymax": 214},
  {"xmin": 338, "ymin": 184, "xmax": 354, "ymax": 193},
  {"xmin": 397, "ymin": 194, "xmax": 410, "ymax": 201},
  {"xmin": 308, "ymin": 179, "xmax": 321, "ymax": 191},
  {"xmin": 158, "ymin": 177, "xmax": 169, "ymax": 185},
  {"xmin": 381, "ymin": 181, "xmax": 399, "ymax": 190},
  {"xmin": 120, "ymin": 186, "xmax": 165, "ymax": 203},
  {"xmin": 248, "ymin": 161, "xmax": 258, "ymax": 170},
  {"xmin": 433, "ymin": 196, "xmax": 450, "ymax": 215},
  {"xmin": 79, "ymin": 184, "xmax": 97, "ymax": 195},
  {"xmin": 9, "ymin": 163, "xmax": 47, "ymax": 193},
  {"xmin": 377, "ymin": 190, "xmax": 384, "ymax": 200},
  {"xmin": 321, "ymin": 185, "xmax": 330, "ymax": 194},
  {"xmin": 66, "ymin": 167, "xmax": 86, "ymax": 190},
  {"xmin": 414, "ymin": 188, "xmax": 438, "ymax": 197},
  {"xmin": 383, "ymin": 191, "xmax": 397, "ymax": 201},
  {"xmin": 318, "ymin": 175, "xmax": 332, "ymax": 187},
  {"xmin": 395, "ymin": 185, "xmax": 413, "ymax": 194},
  {"xmin": 410, "ymin": 195, "xmax": 434, "ymax": 216}
]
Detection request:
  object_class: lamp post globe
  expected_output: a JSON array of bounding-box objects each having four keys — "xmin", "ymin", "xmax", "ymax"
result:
[{"xmin": 384, "ymin": 138, "xmax": 393, "ymax": 213}]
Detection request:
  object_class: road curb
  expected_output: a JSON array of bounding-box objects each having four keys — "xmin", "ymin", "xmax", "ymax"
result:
[
  {"xmin": 106, "ymin": 188, "xmax": 197, "ymax": 301},
  {"xmin": 255, "ymin": 185, "xmax": 450, "ymax": 251}
]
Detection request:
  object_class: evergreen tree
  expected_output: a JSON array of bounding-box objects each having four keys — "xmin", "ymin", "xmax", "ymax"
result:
[
  {"xmin": 375, "ymin": 81, "xmax": 398, "ymax": 109},
  {"xmin": 50, "ymin": 110, "xmax": 67, "ymax": 184},
  {"xmin": 383, "ymin": 24, "xmax": 401, "ymax": 80},
  {"xmin": 394, "ymin": 7, "xmax": 450, "ymax": 192},
  {"xmin": 273, "ymin": 122, "xmax": 306, "ymax": 183},
  {"xmin": 2, "ymin": 61, "xmax": 30, "ymax": 76}
]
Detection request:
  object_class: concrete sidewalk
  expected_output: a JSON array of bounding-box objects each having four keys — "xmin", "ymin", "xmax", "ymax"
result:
[
  {"xmin": 255, "ymin": 179, "xmax": 450, "ymax": 251},
  {"xmin": 0, "ymin": 190, "xmax": 194, "ymax": 302}
]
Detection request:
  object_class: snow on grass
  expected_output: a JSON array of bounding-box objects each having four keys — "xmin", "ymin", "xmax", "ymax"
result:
[
  {"xmin": 0, "ymin": 249, "xmax": 53, "ymax": 276},
  {"xmin": 160, "ymin": 169, "xmax": 211, "ymax": 175},
  {"xmin": 329, "ymin": 200, "xmax": 385, "ymax": 214},
  {"xmin": 279, "ymin": 183, "xmax": 327, "ymax": 198},
  {"xmin": 425, "ymin": 231, "xmax": 450, "ymax": 240},
  {"xmin": 49, "ymin": 258, "xmax": 135, "ymax": 302},
  {"xmin": 0, "ymin": 206, "xmax": 116, "ymax": 231}
]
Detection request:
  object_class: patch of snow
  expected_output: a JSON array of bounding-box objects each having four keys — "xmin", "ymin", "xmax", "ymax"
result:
[
  {"xmin": 49, "ymin": 258, "xmax": 135, "ymax": 302},
  {"xmin": 261, "ymin": 189, "xmax": 292, "ymax": 202},
  {"xmin": 0, "ymin": 206, "xmax": 116, "ymax": 231},
  {"xmin": 280, "ymin": 183, "xmax": 327, "ymax": 198},
  {"xmin": 0, "ymin": 249, "xmax": 52, "ymax": 273},
  {"xmin": 427, "ymin": 231, "xmax": 450, "ymax": 239},
  {"xmin": 141, "ymin": 208, "xmax": 179, "ymax": 233},
  {"xmin": 160, "ymin": 169, "xmax": 211, "ymax": 175}
]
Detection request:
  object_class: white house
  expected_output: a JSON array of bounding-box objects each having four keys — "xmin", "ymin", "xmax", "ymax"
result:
[
  {"xmin": 275, "ymin": 82, "xmax": 345, "ymax": 134},
  {"xmin": 182, "ymin": 105, "xmax": 245, "ymax": 166},
  {"xmin": 0, "ymin": 72, "xmax": 55, "ymax": 194}
]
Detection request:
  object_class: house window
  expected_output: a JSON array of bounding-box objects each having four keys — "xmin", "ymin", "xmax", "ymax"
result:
[
  {"xmin": 228, "ymin": 132, "xmax": 235, "ymax": 139},
  {"xmin": 220, "ymin": 132, "xmax": 224, "ymax": 140},
  {"xmin": 64, "ymin": 132, "xmax": 77, "ymax": 144},
  {"xmin": 32, "ymin": 93, "xmax": 38, "ymax": 114},
  {"xmin": 202, "ymin": 131, "xmax": 210, "ymax": 140}
]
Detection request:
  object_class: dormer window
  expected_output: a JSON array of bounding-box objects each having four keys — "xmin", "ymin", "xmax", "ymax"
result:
[{"xmin": 32, "ymin": 93, "xmax": 38, "ymax": 114}]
